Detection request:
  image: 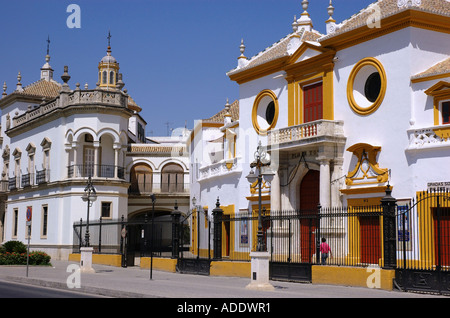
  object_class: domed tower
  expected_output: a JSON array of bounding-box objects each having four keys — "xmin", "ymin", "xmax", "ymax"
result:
[{"xmin": 98, "ymin": 31, "xmax": 120, "ymax": 89}]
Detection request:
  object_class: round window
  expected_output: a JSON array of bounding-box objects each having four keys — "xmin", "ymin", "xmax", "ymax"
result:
[
  {"xmin": 364, "ymin": 72, "xmax": 381, "ymax": 103},
  {"xmin": 347, "ymin": 57, "xmax": 386, "ymax": 116},
  {"xmin": 265, "ymin": 101, "xmax": 275, "ymax": 125},
  {"xmin": 252, "ymin": 90, "xmax": 279, "ymax": 135}
]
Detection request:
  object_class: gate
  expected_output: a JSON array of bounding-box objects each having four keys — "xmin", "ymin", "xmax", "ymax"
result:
[
  {"xmin": 176, "ymin": 207, "xmax": 212, "ymax": 275},
  {"xmin": 395, "ymin": 189, "xmax": 450, "ymax": 295},
  {"xmin": 268, "ymin": 210, "xmax": 318, "ymax": 282},
  {"xmin": 73, "ymin": 215, "xmax": 173, "ymax": 267}
]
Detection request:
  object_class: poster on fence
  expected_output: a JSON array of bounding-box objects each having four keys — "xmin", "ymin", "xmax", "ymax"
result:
[
  {"xmin": 397, "ymin": 201, "xmax": 412, "ymax": 251},
  {"xmin": 240, "ymin": 219, "xmax": 249, "ymax": 247}
]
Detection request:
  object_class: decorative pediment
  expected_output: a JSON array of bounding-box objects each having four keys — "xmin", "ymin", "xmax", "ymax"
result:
[
  {"xmin": 287, "ymin": 42, "xmax": 331, "ymax": 65},
  {"xmin": 424, "ymin": 81, "xmax": 450, "ymax": 97},
  {"xmin": 40, "ymin": 137, "xmax": 52, "ymax": 150},
  {"xmin": 12, "ymin": 147, "xmax": 22, "ymax": 159},
  {"xmin": 26, "ymin": 143, "xmax": 36, "ymax": 154},
  {"xmin": 2, "ymin": 145, "xmax": 9, "ymax": 159},
  {"xmin": 345, "ymin": 143, "xmax": 389, "ymax": 186}
]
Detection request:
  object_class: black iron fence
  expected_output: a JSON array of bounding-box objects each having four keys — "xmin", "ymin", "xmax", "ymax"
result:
[
  {"xmin": 267, "ymin": 206, "xmax": 385, "ymax": 267},
  {"xmin": 73, "ymin": 216, "xmax": 174, "ymax": 257},
  {"xmin": 71, "ymin": 188, "xmax": 450, "ymax": 293}
]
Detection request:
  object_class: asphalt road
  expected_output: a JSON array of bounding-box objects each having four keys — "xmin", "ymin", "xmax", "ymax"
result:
[{"xmin": 0, "ymin": 281, "xmax": 102, "ymax": 298}]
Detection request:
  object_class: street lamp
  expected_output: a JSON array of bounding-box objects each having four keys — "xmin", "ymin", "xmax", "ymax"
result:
[
  {"xmin": 81, "ymin": 176, "xmax": 97, "ymax": 247},
  {"xmin": 246, "ymin": 141, "xmax": 274, "ymax": 252}
]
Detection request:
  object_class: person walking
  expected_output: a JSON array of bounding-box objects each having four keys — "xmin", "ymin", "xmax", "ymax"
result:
[{"xmin": 320, "ymin": 237, "xmax": 332, "ymax": 265}]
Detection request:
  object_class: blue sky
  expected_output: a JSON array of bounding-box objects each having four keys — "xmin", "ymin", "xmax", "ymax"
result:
[{"xmin": 0, "ymin": 0, "xmax": 375, "ymax": 136}]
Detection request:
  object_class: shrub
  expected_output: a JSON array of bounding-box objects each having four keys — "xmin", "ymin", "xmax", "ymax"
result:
[
  {"xmin": 0, "ymin": 241, "xmax": 51, "ymax": 266},
  {"xmin": 2, "ymin": 240, "xmax": 27, "ymax": 254},
  {"xmin": 29, "ymin": 251, "xmax": 51, "ymax": 265}
]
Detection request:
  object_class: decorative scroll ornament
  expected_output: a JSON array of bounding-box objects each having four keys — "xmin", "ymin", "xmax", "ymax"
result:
[
  {"xmin": 397, "ymin": 0, "xmax": 422, "ymax": 8},
  {"xmin": 345, "ymin": 143, "xmax": 389, "ymax": 186}
]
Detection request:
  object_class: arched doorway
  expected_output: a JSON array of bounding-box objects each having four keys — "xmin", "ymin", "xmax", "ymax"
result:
[
  {"xmin": 126, "ymin": 211, "xmax": 173, "ymax": 264},
  {"xmin": 299, "ymin": 170, "xmax": 320, "ymax": 263}
]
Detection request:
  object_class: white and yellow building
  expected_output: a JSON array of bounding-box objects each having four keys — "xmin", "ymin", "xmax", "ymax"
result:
[
  {"xmin": 189, "ymin": 0, "xmax": 450, "ymax": 256},
  {"xmin": 0, "ymin": 41, "xmax": 190, "ymax": 260}
]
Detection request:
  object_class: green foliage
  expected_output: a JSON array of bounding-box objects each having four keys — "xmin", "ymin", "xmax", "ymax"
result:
[
  {"xmin": 0, "ymin": 241, "xmax": 51, "ymax": 265},
  {"xmin": 3, "ymin": 240, "xmax": 27, "ymax": 253}
]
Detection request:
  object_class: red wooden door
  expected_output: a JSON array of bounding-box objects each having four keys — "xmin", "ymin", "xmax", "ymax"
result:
[
  {"xmin": 300, "ymin": 170, "xmax": 320, "ymax": 263},
  {"xmin": 303, "ymin": 82, "xmax": 323, "ymax": 123},
  {"xmin": 434, "ymin": 208, "xmax": 450, "ymax": 267},
  {"xmin": 359, "ymin": 215, "xmax": 381, "ymax": 264}
]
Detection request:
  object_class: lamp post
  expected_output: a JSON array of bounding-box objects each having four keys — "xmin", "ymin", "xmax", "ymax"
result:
[
  {"xmin": 81, "ymin": 176, "xmax": 97, "ymax": 247},
  {"xmin": 80, "ymin": 176, "xmax": 97, "ymax": 273},
  {"xmin": 245, "ymin": 141, "xmax": 275, "ymax": 291},
  {"xmin": 245, "ymin": 141, "xmax": 274, "ymax": 252}
]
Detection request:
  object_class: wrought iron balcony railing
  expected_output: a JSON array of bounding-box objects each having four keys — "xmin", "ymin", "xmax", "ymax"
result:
[{"xmin": 67, "ymin": 164, "xmax": 125, "ymax": 180}]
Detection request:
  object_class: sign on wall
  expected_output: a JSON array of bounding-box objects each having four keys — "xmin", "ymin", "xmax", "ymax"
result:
[{"xmin": 427, "ymin": 182, "xmax": 450, "ymax": 192}]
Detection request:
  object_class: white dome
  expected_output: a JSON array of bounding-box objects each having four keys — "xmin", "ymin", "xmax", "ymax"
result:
[{"xmin": 101, "ymin": 54, "xmax": 117, "ymax": 64}]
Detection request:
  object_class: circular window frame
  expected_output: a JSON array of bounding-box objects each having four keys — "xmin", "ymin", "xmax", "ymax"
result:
[
  {"xmin": 252, "ymin": 90, "xmax": 279, "ymax": 135},
  {"xmin": 347, "ymin": 57, "xmax": 387, "ymax": 116}
]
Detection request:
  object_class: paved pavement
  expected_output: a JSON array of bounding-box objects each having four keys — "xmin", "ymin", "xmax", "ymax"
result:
[{"xmin": 0, "ymin": 260, "xmax": 445, "ymax": 299}]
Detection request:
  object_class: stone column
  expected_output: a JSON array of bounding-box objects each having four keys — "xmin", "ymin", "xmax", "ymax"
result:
[
  {"xmin": 319, "ymin": 158, "xmax": 331, "ymax": 208},
  {"xmin": 93, "ymin": 141, "xmax": 99, "ymax": 178},
  {"xmin": 114, "ymin": 144, "xmax": 120, "ymax": 179},
  {"xmin": 270, "ymin": 169, "xmax": 281, "ymax": 212}
]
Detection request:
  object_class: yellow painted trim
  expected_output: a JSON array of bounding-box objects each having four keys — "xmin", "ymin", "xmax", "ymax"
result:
[
  {"xmin": 210, "ymin": 261, "xmax": 250, "ymax": 277},
  {"xmin": 288, "ymin": 81, "xmax": 295, "ymax": 126},
  {"xmin": 245, "ymin": 194, "xmax": 271, "ymax": 202},
  {"xmin": 140, "ymin": 257, "xmax": 177, "ymax": 272},
  {"xmin": 411, "ymin": 72, "xmax": 450, "ymax": 84},
  {"xmin": 287, "ymin": 41, "xmax": 332, "ymax": 65},
  {"xmin": 229, "ymin": 56, "xmax": 290, "ymax": 84},
  {"xmin": 415, "ymin": 191, "xmax": 450, "ymax": 269},
  {"xmin": 191, "ymin": 208, "xmax": 198, "ymax": 255},
  {"xmin": 340, "ymin": 186, "xmax": 390, "ymax": 195},
  {"xmin": 345, "ymin": 143, "xmax": 389, "ymax": 186},
  {"xmin": 347, "ymin": 57, "xmax": 387, "ymax": 116},
  {"xmin": 346, "ymin": 198, "xmax": 384, "ymax": 267},
  {"xmin": 424, "ymin": 81, "xmax": 450, "ymax": 126},
  {"xmin": 285, "ymin": 50, "xmax": 335, "ymax": 125},
  {"xmin": 221, "ymin": 204, "xmax": 236, "ymax": 259},
  {"xmin": 68, "ymin": 253, "xmax": 122, "ymax": 267},
  {"xmin": 252, "ymin": 89, "xmax": 279, "ymax": 136},
  {"xmin": 312, "ymin": 266, "xmax": 395, "ymax": 291},
  {"xmin": 320, "ymin": 10, "xmax": 450, "ymax": 52},
  {"xmin": 433, "ymin": 127, "xmax": 450, "ymax": 140}
]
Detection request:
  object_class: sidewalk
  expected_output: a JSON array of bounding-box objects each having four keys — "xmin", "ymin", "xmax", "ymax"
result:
[{"xmin": 0, "ymin": 260, "xmax": 443, "ymax": 298}]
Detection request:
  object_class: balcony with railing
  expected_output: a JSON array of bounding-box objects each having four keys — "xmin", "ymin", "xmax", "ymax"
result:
[
  {"xmin": 267, "ymin": 120, "xmax": 346, "ymax": 150},
  {"xmin": 128, "ymin": 182, "xmax": 189, "ymax": 195},
  {"xmin": 67, "ymin": 164, "xmax": 125, "ymax": 180},
  {"xmin": 406, "ymin": 125, "xmax": 450, "ymax": 151},
  {"xmin": 7, "ymin": 170, "xmax": 49, "ymax": 191}
]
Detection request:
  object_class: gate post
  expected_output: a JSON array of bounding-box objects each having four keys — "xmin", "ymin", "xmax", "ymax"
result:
[
  {"xmin": 381, "ymin": 185, "xmax": 397, "ymax": 269},
  {"xmin": 316, "ymin": 203, "xmax": 322, "ymax": 264},
  {"xmin": 171, "ymin": 201, "xmax": 181, "ymax": 259},
  {"xmin": 212, "ymin": 198, "xmax": 223, "ymax": 260}
]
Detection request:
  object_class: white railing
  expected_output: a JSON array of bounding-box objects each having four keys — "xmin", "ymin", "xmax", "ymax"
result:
[
  {"xmin": 12, "ymin": 89, "xmax": 129, "ymax": 128},
  {"xmin": 198, "ymin": 157, "xmax": 241, "ymax": 181},
  {"xmin": 268, "ymin": 120, "xmax": 345, "ymax": 146},
  {"xmin": 407, "ymin": 125, "xmax": 450, "ymax": 151}
]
